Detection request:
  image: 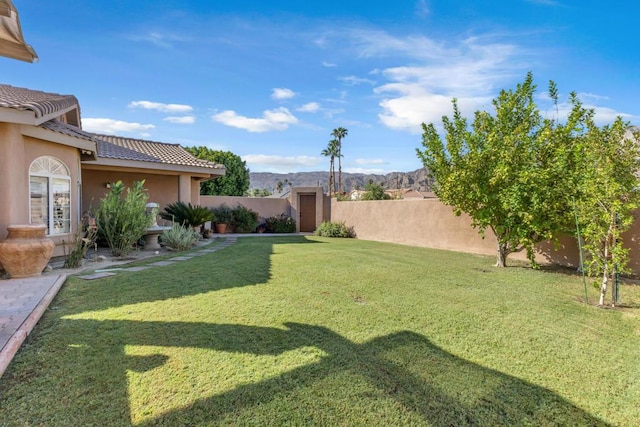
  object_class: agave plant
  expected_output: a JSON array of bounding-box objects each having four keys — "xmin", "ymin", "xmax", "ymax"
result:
[{"xmin": 159, "ymin": 201, "xmax": 213, "ymax": 228}]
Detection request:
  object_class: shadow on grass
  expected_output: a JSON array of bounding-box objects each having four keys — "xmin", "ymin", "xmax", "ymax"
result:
[
  {"xmin": 3, "ymin": 319, "xmax": 609, "ymax": 426},
  {"xmin": 62, "ymin": 235, "xmax": 318, "ymax": 315}
]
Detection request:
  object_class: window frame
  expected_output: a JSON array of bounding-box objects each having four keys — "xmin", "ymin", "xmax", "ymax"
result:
[{"xmin": 28, "ymin": 156, "xmax": 72, "ymax": 236}]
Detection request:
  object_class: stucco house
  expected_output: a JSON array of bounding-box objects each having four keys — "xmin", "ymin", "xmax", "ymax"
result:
[{"xmin": 0, "ymin": 84, "xmax": 224, "ymax": 261}]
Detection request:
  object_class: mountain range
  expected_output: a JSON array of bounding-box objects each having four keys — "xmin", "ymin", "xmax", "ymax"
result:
[{"xmin": 249, "ymin": 168, "xmax": 434, "ymax": 194}]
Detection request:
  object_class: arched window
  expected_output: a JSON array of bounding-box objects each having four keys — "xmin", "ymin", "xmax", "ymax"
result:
[{"xmin": 29, "ymin": 157, "xmax": 71, "ymax": 235}]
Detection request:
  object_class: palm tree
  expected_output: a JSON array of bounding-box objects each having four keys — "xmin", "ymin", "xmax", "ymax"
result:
[
  {"xmin": 331, "ymin": 127, "xmax": 348, "ymax": 194},
  {"xmin": 321, "ymin": 139, "xmax": 339, "ymax": 196}
]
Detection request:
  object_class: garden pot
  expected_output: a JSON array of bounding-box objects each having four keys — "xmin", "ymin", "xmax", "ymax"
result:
[
  {"xmin": 0, "ymin": 224, "xmax": 55, "ymax": 278},
  {"xmin": 214, "ymin": 223, "xmax": 228, "ymax": 234}
]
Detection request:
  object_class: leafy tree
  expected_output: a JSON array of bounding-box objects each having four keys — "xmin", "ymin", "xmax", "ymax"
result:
[
  {"xmin": 321, "ymin": 139, "xmax": 339, "ymax": 196},
  {"xmin": 246, "ymin": 188, "xmax": 272, "ymax": 197},
  {"xmin": 361, "ymin": 181, "xmax": 390, "ymax": 200},
  {"xmin": 575, "ymin": 122, "xmax": 640, "ymax": 306},
  {"xmin": 186, "ymin": 147, "xmax": 249, "ymax": 196},
  {"xmin": 417, "ymin": 73, "xmax": 586, "ymax": 267},
  {"xmin": 331, "ymin": 127, "xmax": 348, "ymax": 193}
]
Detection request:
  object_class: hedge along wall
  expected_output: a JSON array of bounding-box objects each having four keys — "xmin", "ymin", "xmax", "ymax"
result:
[
  {"xmin": 200, "ymin": 196, "xmax": 291, "ymax": 220},
  {"xmin": 329, "ymin": 197, "xmax": 640, "ymax": 274}
]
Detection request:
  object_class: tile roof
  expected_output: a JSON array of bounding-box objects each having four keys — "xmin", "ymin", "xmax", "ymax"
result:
[
  {"xmin": 0, "ymin": 84, "xmax": 78, "ymax": 118},
  {"xmin": 39, "ymin": 119, "xmax": 95, "ymax": 142},
  {"xmin": 93, "ymin": 134, "xmax": 223, "ymax": 170}
]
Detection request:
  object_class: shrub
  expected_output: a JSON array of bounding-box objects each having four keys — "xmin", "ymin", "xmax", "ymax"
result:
[
  {"xmin": 160, "ymin": 223, "xmax": 199, "ymax": 251},
  {"xmin": 361, "ymin": 181, "xmax": 390, "ymax": 200},
  {"xmin": 232, "ymin": 205, "xmax": 259, "ymax": 233},
  {"xmin": 210, "ymin": 204, "xmax": 234, "ymax": 225},
  {"xmin": 159, "ymin": 201, "xmax": 213, "ymax": 228},
  {"xmin": 314, "ymin": 221, "xmax": 355, "ymax": 238},
  {"xmin": 264, "ymin": 214, "xmax": 296, "ymax": 233},
  {"xmin": 94, "ymin": 180, "xmax": 150, "ymax": 257}
]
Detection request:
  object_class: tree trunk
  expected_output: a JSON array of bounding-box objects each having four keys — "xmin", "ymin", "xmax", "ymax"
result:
[
  {"xmin": 599, "ymin": 237, "xmax": 610, "ymax": 306},
  {"xmin": 495, "ymin": 242, "xmax": 508, "ymax": 267},
  {"xmin": 338, "ymin": 157, "xmax": 342, "ymax": 194}
]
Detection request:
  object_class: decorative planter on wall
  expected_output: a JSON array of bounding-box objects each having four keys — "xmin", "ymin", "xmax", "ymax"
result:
[{"xmin": 0, "ymin": 224, "xmax": 55, "ymax": 278}]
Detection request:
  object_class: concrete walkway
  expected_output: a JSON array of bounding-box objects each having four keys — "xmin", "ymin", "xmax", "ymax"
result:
[{"xmin": 0, "ymin": 235, "xmax": 240, "ymax": 378}]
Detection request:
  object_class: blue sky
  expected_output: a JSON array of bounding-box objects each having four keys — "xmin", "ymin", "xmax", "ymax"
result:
[{"xmin": 3, "ymin": 1, "xmax": 639, "ymax": 173}]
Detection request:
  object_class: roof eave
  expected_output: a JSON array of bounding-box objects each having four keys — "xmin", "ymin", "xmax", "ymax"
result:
[
  {"xmin": 84, "ymin": 157, "xmax": 226, "ymax": 176},
  {"xmin": 20, "ymin": 124, "xmax": 97, "ymax": 159}
]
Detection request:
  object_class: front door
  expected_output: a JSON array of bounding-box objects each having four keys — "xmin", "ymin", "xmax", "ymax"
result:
[{"xmin": 299, "ymin": 194, "xmax": 316, "ymax": 232}]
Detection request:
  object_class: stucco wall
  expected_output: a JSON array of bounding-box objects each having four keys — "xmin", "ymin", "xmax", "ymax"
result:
[
  {"xmin": 81, "ymin": 170, "xmax": 180, "ymax": 219},
  {"xmin": 329, "ymin": 197, "xmax": 640, "ymax": 274},
  {"xmin": 200, "ymin": 196, "xmax": 291, "ymax": 220},
  {"xmin": 0, "ymin": 124, "xmax": 82, "ymax": 257}
]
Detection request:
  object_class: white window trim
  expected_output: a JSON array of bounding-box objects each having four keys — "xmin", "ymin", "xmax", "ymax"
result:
[{"xmin": 29, "ymin": 156, "xmax": 72, "ymax": 236}]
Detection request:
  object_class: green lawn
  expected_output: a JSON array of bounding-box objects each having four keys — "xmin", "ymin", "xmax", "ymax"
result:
[{"xmin": 1, "ymin": 236, "xmax": 639, "ymax": 426}]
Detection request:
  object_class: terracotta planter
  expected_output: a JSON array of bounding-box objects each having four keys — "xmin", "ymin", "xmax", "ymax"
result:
[
  {"xmin": 0, "ymin": 224, "xmax": 55, "ymax": 278},
  {"xmin": 214, "ymin": 223, "xmax": 228, "ymax": 234}
]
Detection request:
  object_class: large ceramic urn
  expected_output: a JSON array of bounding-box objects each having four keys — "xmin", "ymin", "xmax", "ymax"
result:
[{"xmin": 0, "ymin": 224, "xmax": 55, "ymax": 278}]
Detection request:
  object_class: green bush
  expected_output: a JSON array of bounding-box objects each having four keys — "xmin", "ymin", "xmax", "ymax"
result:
[
  {"xmin": 265, "ymin": 214, "xmax": 296, "ymax": 233},
  {"xmin": 231, "ymin": 205, "xmax": 259, "ymax": 233},
  {"xmin": 160, "ymin": 223, "xmax": 199, "ymax": 251},
  {"xmin": 361, "ymin": 182, "xmax": 390, "ymax": 200},
  {"xmin": 94, "ymin": 180, "xmax": 150, "ymax": 257},
  {"xmin": 159, "ymin": 201, "xmax": 213, "ymax": 228},
  {"xmin": 210, "ymin": 204, "xmax": 234, "ymax": 224},
  {"xmin": 314, "ymin": 221, "xmax": 355, "ymax": 238}
]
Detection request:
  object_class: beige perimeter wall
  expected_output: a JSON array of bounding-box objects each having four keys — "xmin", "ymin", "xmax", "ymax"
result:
[
  {"xmin": 329, "ymin": 198, "xmax": 640, "ymax": 274},
  {"xmin": 200, "ymin": 196, "xmax": 291, "ymax": 220}
]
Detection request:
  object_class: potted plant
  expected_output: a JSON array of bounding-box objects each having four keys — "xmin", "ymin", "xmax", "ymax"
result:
[{"xmin": 211, "ymin": 204, "xmax": 233, "ymax": 234}]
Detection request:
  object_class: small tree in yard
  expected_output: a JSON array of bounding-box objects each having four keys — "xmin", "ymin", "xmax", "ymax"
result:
[
  {"xmin": 94, "ymin": 180, "xmax": 150, "ymax": 257},
  {"xmin": 575, "ymin": 122, "xmax": 640, "ymax": 306},
  {"xmin": 417, "ymin": 73, "xmax": 588, "ymax": 267}
]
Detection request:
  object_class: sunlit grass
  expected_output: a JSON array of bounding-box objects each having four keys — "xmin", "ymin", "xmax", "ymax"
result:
[{"xmin": 1, "ymin": 236, "xmax": 639, "ymax": 426}]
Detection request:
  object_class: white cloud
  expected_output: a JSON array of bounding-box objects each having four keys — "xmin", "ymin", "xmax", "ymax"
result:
[
  {"xmin": 347, "ymin": 31, "xmax": 528, "ymax": 132},
  {"xmin": 355, "ymin": 158, "xmax": 386, "ymax": 165},
  {"xmin": 339, "ymin": 75, "xmax": 376, "ymax": 86},
  {"xmin": 297, "ymin": 102, "xmax": 321, "ymax": 113},
  {"xmin": 415, "ymin": 0, "xmax": 430, "ymax": 18},
  {"xmin": 129, "ymin": 32, "xmax": 190, "ymax": 49},
  {"xmin": 82, "ymin": 118, "xmax": 155, "ymax": 135},
  {"xmin": 163, "ymin": 116, "xmax": 196, "ymax": 124},
  {"xmin": 344, "ymin": 167, "xmax": 388, "ymax": 174},
  {"xmin": 271, "ymin": 88, "xmax": 296, "ymax": 100},
  {"xmin": 322, "ymin": 61, "xmax": 337, "ymax": 67},
  {"xmin": 129, "ymin": 100, "xmax": 193, "ymax": 114},
  {"xmin": 243, "ymin": 154, "xmax": 322, "ymax": 172},
  {"xmin": 212, "ymin": 107, "xmax": 298, "ymax": 132}
]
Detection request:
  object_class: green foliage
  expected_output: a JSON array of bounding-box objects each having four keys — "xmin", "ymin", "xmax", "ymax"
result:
[
  {"xmin": 361, "ymin": 181, "xmax": 390, "ymax": 200},
  {"xmin": 186, "ymin": 146, "xmax": 249, "ymax": 196},
  {"xmin": 314, "ymin": 221, "xmax": 355, "ymax": 238},
  {"xmin": 93, "ymin": 180, "xmax": 150, "ymax": 257},
  {"xmin": 231, "ymin": 205, "xmax": 260, "ymax": 233},
  {"xmin": 574, "ymin": 123, "xmax": 640, "ymax": 305},
  {"xmin": 210, "ymin": 204, "xmax": 234, "ymax": 224},
  {"xmin": 160, "ymin": 223, "xmax": 200, "ymax": 251},
  {"xmin": 417, "ymin": 73, "xmax": 589, "ymax": 267},
  {"xmin": 159, "ymin": 201, "xmax": 213, "ymax": 228},
  {"xmin": 264, "ymin": 214, "xmax": 296, "ymax": 233},
  {"xmin": 246, "ymin": 188, "xmax": 272, "ymax": 197}
]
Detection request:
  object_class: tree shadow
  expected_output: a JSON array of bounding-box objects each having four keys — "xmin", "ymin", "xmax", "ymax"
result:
[
  {"xmin": 62, "ymin": 235, "xmax": 319, "ymax": 315},
  {"xmin": 4, "ymin": 319, "xmax": 609, "ymax": 426}
]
